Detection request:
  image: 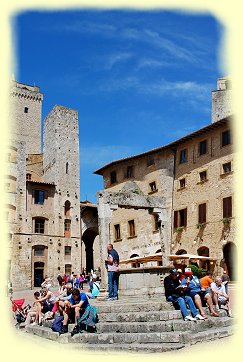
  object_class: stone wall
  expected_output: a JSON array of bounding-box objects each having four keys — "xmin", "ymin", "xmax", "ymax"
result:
[
  {"xmin": 172, "ymin": 122, "xmax": 235, "ymax": 275},
  {"xmin": 10, "ymin": 81, "xmax": 43, "ymax": 154},
  {"xmin": 212, "ymin": 77, "xmax": 232, "ymax": 123}
]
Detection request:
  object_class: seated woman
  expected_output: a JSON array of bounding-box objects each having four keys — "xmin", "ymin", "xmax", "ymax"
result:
[
  {"xmin": 22, "ymin": 291, "xmax": 41, "ymax": 327},
  {"xmin": 181, "ymin": 268, "xmax": 219, "ymax": 318},
  {"xmin": 33, "ymin": 285, "xmax": 56, "ymax": 324},
  {"xmin": 86, "ymin": 274, "xmax": 100, "ymax": 299}
]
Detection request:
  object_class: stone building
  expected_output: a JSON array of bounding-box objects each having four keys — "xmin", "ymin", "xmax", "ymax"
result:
[
  {"xmin": 7, "ymin": 81, "xmax": 83, "ymax": 290},
  {"xmin": 94, "ymin": 77, "xmax": 236, "ymax": 286},
  {"xmin": 80, "ymin": 200, "xmax": 99, "ymax": 273}
]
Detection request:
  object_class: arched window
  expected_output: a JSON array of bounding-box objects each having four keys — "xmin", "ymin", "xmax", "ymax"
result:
[
  {"xmin": 130, "ymin": 254, "xmax": 140, "ymax": 268},
  {"xmin": 66, "ymin": 162, "xmax": 69, "ymax": 174},
  {"xmin": 64, "ymin": 200, "xmax": 71, "ymax": 216},
  {"xmin": 155, "ymin": 249, "xmax": 162, "ymax": 266},
  {"xmin": 176, "ymin": 249, "xmax": 187, "ymax": 255},
  {"xmin": 197, "ymin": 246, "xmax": 209, "ymax": 270}
]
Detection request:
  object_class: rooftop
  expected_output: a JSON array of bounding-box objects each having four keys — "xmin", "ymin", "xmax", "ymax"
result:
[{"xmin": 94, "ymin": 116, "xmax": 232, "ymax": 175}]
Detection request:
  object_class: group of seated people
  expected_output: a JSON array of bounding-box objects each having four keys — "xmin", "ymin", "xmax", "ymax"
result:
[
  {"xmin": 22, "ymin": 274, "xmax": 100, "ymax": 336},
  {"xmin": 164, "ymin": 267, "xmax": 232, "ymax": 321}
]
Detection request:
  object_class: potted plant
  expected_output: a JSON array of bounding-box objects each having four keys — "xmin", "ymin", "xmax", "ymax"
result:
[
  {"xmin": 175, "ymin": 226, "xmax": 184, "ymax": 233},
  {"xmin": 196, "ymin": 223, "xmax": 206, "ymax": 230},
  {"xmin": 222, "ymin": 217, "xmax": 230, "ymax": 225}
]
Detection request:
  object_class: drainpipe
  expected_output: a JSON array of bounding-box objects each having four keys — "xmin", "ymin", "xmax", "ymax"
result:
[{"xmin": 170, "ymin": 147, "xmax": 177, "ymax": 254}]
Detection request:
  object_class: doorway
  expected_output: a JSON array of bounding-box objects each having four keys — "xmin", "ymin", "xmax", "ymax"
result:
[
  {"xmin": 34, "ymin": 262, "xmax": 44, "ymax": 287},
  {"xmin": 223, "ymin": 242, "xmax": 236, "ymax": 280}
]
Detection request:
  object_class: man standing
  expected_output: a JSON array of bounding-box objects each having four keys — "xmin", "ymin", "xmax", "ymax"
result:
[
  {"xmin": 105, "ymin": 243, "xmax": 119, "ymax": 301},
  {"xmin": 221, "ymin": 270, "xmax": 230, "ymax": 294},
  {"xmin": 164, "ymin": 268, "xmax": 204, "ymax": 321}
]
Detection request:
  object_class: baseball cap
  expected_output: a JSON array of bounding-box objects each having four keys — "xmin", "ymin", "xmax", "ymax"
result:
[
  {"xmin": 169, "ymin": 268, "xmax": 178, "ymax": 275},
  {"xmin": 184, "ymin": 267, "xmax": 193, "ymax": 275}
]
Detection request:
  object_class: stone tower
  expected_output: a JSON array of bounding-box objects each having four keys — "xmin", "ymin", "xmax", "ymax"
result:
[
  {"xmin": 10, "ymin": 80, "xmax": 43, "ymax": 154},
  {"xmin": 212, "ymin": 77, "xmax": 232, "ymax": 123},
  {"xmin": 43, "ymin": 105, "xmax": 81, "ymax": 273}
]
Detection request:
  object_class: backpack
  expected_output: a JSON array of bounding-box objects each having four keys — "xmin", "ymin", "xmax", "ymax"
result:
[
  {"xmin": 77, "ymin": 305, "xmax": 99, "ymax": 333},
  {"xmin": 51, "ymin": 315, "xmax": 64, "ymax": 332}
]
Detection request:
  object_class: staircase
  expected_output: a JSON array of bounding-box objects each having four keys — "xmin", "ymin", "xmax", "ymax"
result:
[{"xmin": 26, "ymin": 297, "xmax": 234, "ymax": 353}]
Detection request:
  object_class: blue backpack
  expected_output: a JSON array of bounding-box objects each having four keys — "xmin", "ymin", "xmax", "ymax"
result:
[
  {"xmin": 51, "ymin": 315, "xmax": 64, "ymax": 332},
  {"xmin": 78, "ymin": 305, "xmax": 99, "ymax": 333}
]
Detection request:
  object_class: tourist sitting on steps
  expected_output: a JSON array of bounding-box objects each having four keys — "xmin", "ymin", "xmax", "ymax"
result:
[
  {"xmin": 33, "ymin": 285, "xmax": 56, "ymax": 324},
  {"xmin": 59, "ymin": 288, "xmax": 90, "ymax": 336},
  {"xmin": 210, "ymin": 276, "xmax": 232, "ymax": 317},
  {"xmin": 164, "ymin": 268, "xmax": 205, "ymax": 321},
  {"xmin": 200, "ymin": 271, "xmax": 213, "ymax": 294},
  {"xmin": 180, "ymin": 268, "xmax": 219, "ymax": 318},
  {"xmin": 86, "ymin": 274, "xmax": 100, "ymax": 299}
]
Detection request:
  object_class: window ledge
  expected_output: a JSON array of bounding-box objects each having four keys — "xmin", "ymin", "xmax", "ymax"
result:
[
  {"xmin": 177, "ymin": 187, "xmax": 186, "ymax": 191},
  {"xmin": 220, "ymin": 171, "xmax": 233, "ymax": 178},
  {"xmin": 148, "ymin": 189, "xmax": 158, "ymax": 195},
  {"xmin": 197, "ymin": 179, "xmax": 208, "ymax": 185},
  {"xmin": 127, "ymin": 235, "xmax": 137, "ymax": 239},
  {"xmin": 114, "ymin": 238, "xmax": 122, "ymax": 242},
  {"xmin": 153, "ymin": 229, "xmax": 160, "ymax": 234}
]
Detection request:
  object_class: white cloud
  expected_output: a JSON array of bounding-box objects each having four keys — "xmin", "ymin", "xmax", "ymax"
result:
[{"xmin": 104, "ymin": 52, "xmax": 133, "ymax": 70}]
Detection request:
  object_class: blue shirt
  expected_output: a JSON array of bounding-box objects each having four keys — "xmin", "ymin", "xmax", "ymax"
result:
[
  {"xmin": 69, "ymin": 292, "xmax": 90, "ymax": 308},
  {"xmin": 181, "ymin": 276, "xmax": 201, "ymax": 296}
]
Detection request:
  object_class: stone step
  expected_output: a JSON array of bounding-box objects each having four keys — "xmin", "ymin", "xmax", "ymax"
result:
[
  {"xmin": 70, "ymin": 342, "xmax": 185, "ymax": 353},
  {"xmin": 43, "ymin": 314, "xmax": 233, "ymax": 334},
  {"xmin": 26, "ymin": 323, "xmax": 234, "ymax": 346},
  {"xmin": 189, "ymin": 326, "xmax": 234, "ymax": 344},
  {"xmin": 95, "ymin": 316, "xmax": 233, "ymax": 334},
  {"xmin": 90, "ymin": 300, "xmax": 174, "ymax": 313}
]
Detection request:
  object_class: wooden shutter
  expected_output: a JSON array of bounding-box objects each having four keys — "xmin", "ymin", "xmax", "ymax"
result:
[
  {"xmin": 198, "ymin": 203, "xmax": 206, "ymax": 223},
  {"xmin": 184, "ymin": 208, "xmax": 187, "ymax": 227},
  {"xmin": 223, "ymin": 197, "xmax": 232, "ymax": 218},
  {"xmin": 174, "ymin": 211, "xmax": 178, "ymax": 228}
]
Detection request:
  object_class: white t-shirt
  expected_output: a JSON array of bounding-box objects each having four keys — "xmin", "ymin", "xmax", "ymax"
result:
[{"xmin": 210, "ymin": 282, "xmax": 227, "ymax": 302}]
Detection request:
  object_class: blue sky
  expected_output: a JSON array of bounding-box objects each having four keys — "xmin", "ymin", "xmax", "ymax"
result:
[{"xmin": 13, "ymin": 9, "xmax": 224, "ymax": 203}]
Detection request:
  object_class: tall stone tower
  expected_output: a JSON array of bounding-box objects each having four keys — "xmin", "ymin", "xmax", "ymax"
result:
[
  {"xmin": 10, "ymin": 80, "xmax": 43, "ymax": 154},
  {"xmin": 43, "ymin": 105, "xmax": 81, "ymax": 274},
  {"xmin": 212, "ymin": 77, "xmax": 232, "ymax": 123}
]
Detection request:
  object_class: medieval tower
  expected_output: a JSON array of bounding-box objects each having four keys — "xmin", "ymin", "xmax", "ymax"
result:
[{"xmin": 8, "ymin": 82, "xmax": 82, "ymax": 289}]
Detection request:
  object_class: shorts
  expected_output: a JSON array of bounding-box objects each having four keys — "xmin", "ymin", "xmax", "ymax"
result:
[
  {"xmin": 190, "ymin": 290, "xmax": 208, "ymax": 305},
  {"xmin": 67, "ymin": 307, "xmax": 86, "ymax": 323},
  {"xmin": 42, "ymin": 302, "xmax": 54, "ymax": 313}
]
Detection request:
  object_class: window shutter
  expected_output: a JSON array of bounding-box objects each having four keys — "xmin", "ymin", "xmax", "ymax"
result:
[
  {"xmin": 174, "ymin": 211, "xmax": 178, "ymax": 228},
  {"xmin": 199, "ymin": 203, "xmax": 206, "ymax": 223},
  {"xmin": 184, "ymin": 208, "xmax": 187, "ymax": 227},
  {"xmin": 223, "ymin": 197, "xmax": 232, "ymax": 218}
]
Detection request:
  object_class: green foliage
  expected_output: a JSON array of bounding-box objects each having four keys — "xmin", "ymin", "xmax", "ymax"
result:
[
  {"xmin": 188, "ymin": 264, "xmax": 207, "ymax": 278},
  {"xmin": 175, "ymin": 226, "xmax": 184, "ymax": 233},
  {"xmin": 196, "ymin": 223, "xmax": 205, "ymax": 229}
]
